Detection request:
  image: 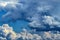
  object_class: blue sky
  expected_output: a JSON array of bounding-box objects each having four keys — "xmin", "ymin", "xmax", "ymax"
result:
[{"xmin": 0, "ymin": 13, "xmax": 29, "ymax": 33}]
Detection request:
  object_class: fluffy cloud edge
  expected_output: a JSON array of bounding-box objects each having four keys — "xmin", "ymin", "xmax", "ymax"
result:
[{"xmin": 0, "ymin": 24, "xmax": 60, "ymax": 40}]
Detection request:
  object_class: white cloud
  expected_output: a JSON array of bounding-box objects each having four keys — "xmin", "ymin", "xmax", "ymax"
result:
[
  {"xmin": 17, "ymin": 28, "xmax": 42, "ymax": 40},
  {"xmin": 43, "ymin": 16, "xmax": 54, "ymax": 25},
  {"xmin": 28, "ymin": 15, "xmax": 60, "ymax": 29},
  {"xmin": 43, "ymin": 15, "xmax": 60, "ymax": 27},
  {"xmin": 29, "ymin": 21, "xmax": 41, "ymax": 27},
  {"xmin": 0, "ymin": 24, "xmax": 17, "ymax": 40},
  {"xmin": 0, "ymin": 37, "xmax": 6, "ymax": 40},
  {"xmin": 0, "ymin": 24, "xmax": 42, "ymax": 40},
  {"xmin": 28, "ymin": 14, "xmax": 44, "ymax": 28},
  {"xmin": 0, "ymin": 0, "xmax": 60, "ymax": 40},
  {"xmin": 0, "ymin": 0, "xmax": 18, "ymax": 2},
  {"xmin": 0, "ymin": 24, "xmax": 60, "ymax": 40},
  {"xmin": 0, "ymin": 0, "xmax": 18, "ymax": 7},
  {"xmin": 37, "ymin": 5, "xmax": 52, "ymax": 12},
  {"xmin": 0, "ymin": 2, "xmax": 16, "ymax": 7}
]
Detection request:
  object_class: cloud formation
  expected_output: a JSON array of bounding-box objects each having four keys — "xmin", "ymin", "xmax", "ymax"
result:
[
  {"xmin": 0, "ymin": 0, "xmax": 54, "ymax": 22},
  {"xmin": 0, "ymin": 0, "xmax": 60, "ymax": 40},
  {"xmin": 0, "ymin": 24, "xmax": 43, "ymax": 40},
  {"xmin": 0, "ymin": 24, "xmax": 60, "ymax": 40},
  {"xmin": 0, "ymin": 0, "xmax": 60, "ymax": 31}
]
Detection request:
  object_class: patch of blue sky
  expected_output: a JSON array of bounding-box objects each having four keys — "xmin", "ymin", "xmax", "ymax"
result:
[{"xmin": 8, "ymin": 20, "xmax": 29, "ymax": 33}]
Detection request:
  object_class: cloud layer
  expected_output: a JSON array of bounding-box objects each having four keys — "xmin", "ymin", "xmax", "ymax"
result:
[
  {"xmin": 0, "ymin": 24, "xmax": 60, "ymax": 40},
  {"xmin": 0, "ymin": 0, "xmax": 60, "ymax": 30},
  {"xmin": 0, "ymin": 0, "xmax": 60, "ymax": 40},
  {"xmin": 0, "ymin": 0, "xmax": 55, "ymax": 22}
]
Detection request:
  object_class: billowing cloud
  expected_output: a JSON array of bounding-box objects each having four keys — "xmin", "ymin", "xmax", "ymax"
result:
[
  {"xmin": 0, "ymin": 24, "xmax": 42, "ymax": 40},
  {"xmin": 0, "ymin": 0, "xmax": 54, "ymax": 22},
  {"xmin": 0, "ymin": 0, "xmax": 60, "ymax": 40},
  {"xmin": 28, "ymin": 15, "xmax": 60, "ymax": 31},
  {"xmin": 0, "ymin": 0, "xmax": 60, "ymax": 33},
  {"xmin": 0, "ymin": 24, "xmax": 60, "ymax": 40},
  {"xmin": 42, "ymin": 16, "xmax": 60, "ymax": 27},
  {"xmin": 0, "ymin": 24, "xmax": 17, "ymax": 40}
]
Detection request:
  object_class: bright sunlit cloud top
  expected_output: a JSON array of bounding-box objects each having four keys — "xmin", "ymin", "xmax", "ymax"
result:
[
  {"xmin": 0, "ymin": 0, "xmax": 18, "ymax": 2},
  {"xmin": 0, "ymin": 1, "xmax": 18, "ymax": 7}
]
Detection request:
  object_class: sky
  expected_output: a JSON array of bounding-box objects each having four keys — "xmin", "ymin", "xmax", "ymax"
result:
[{"xmin": 0, "ymin": 0, "xmax": 60, "ymax": 40}]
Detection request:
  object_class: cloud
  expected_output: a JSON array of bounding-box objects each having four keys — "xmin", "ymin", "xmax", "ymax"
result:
[
  {"xmin": 0, "ymin": 0, "xmax": 18, "ymax": 7},
  {"xmin": 0, "ymin": 24, "xmax": 60, "ymax": 40},
  {"xmin": 0, "ymin": 0, "xmax": 59, "ymax": 22},
  {"xmin": 0, "ymin": 0, "xmax": 60, "ymax": 32},
  {"xmin": 28, "ymin": 15, "xmax": 60, "ymax": 32},
  {"xmin": 0, "ymin": 24, "xmax": 17, "ymax": 40},
  {"xmin": 0, "ymin": 0, "xmax": 60, "ymax": 40},
  {"xmin": 0, "ymin": 0, "xmax": 54, "ymax": 22},
  {"xmin": 0, "ymin": 24, "xmax": 42, "ymax": 40},
  {"xmin": 0, "ymin": 0, "xmax": 18, "ymax": 2},
  {"xmin": 43, "ymin": 15, "xmax": 60, "ymax": 26}
]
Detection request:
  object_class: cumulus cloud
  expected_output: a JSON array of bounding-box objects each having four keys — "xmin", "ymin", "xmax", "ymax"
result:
[
  {"xmin": 0, "ymin": 24, "xmax": 60, "ymax": 40},
  {"xmin": 43, "ymin": 16, "xmax": 60, "ymax": 26},
  {"xmin": 29, "ymin": 15, "xmax": 60, "ymax": 30},
  {"xmin": 0, "ymin": 24, "xmax": 17, "ymax": 40},
  {"xmin": 0, "ymin": 0, "xmax": 60, "ymax": 40},
  {"xmin": 0, "ymin": 24, "xmax": 42, "ymax": 40}
]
